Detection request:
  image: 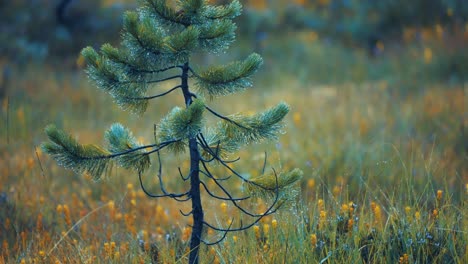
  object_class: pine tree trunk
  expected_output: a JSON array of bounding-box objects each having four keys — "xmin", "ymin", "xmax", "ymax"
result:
[
  {"xmin": 180, "ymin": 62, "xmax": 204, "ymax": 264},
  {"xmin": 188, "ymin": 137, "xmax": 203, "ymax": 264}
]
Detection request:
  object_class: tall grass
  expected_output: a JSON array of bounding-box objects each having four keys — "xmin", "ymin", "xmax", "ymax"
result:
[{"xmin": 0, "ymin": 40, "xmax": 466, "ymax": 263}]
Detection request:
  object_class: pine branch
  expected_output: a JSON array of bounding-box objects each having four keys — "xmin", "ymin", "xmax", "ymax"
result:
[
  {"xmin": 163, "ymin": 26, "xmax": 200, "ymax": 53},
  {"xmin": 179, "ymin": 0, "xmax": 204, "ymax": 17},
  {"xmin": 196, "ymin": 19, "xmax": 236, "ymax": 52},
  {"xmin": 157, "ymin": 99, "xmax": 205, "ymax": 153},
  {"xmin": 218, "ymin": 102, "xmax": 290, "ymax": 145},
  {"xmin": 42, "ymin": 125, "xmax": 112, "ymax": 180},
  {"xmin": 205, "ymin": 106, "xmax": 248, "ymax": 129},
  {"xmin": 194, "ymin": 53, "xmax": 263, "ymax": 97},
  {"xmin": 245, "ymin": 168, "xmax": 303, "ymax": 200},
  {"xmin": 105, "ymin": 123, "xmax": 150, "ymax": 171},
  {"xmin": 121, "ymin": 75, "xmax": 181, "ymax": 85},
  {"xmin": 82, "ymin": 47, "xmax": 151, "ymax": 114},
  {"xmin": 199, "ymin": 103, "xmax": 290, "ymax": 156},
  {"xmin": 42, "ymin": 125, "xmax": 178, "ymax": 180},
  {"xmin": 99, "ymin": 44, "xmax": 185, "ymax": 75},
  {"xmin": 123, "ymin": 11, "xmax": 165, "ymax": 55},
  {"xmin": 143, "ymin": 0, "xmax": 190, "ymax": 26},
  {"xmin": 203, "ymin": 0, "xmax": 242, "ymax": 20},
  {"xmin": 124, "ymin": 85, "xmax": 182, "ymax": 100},
  {"xmin": 138, "ymin": 151, "xmax": 190, "ymax": 200},
  {"xmin": 122, "ymin": 10, "xmax": 196, "ymax": 68}
]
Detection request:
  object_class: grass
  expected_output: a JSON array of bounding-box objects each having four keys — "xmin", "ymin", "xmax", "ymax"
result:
[{"xmin": 0, "ymin": 37, "xmax": 466, "ymax": 263}]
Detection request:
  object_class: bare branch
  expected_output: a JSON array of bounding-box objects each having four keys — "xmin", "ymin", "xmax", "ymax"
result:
[
  {"xmin": 200, "ymin": 160, "xmax": 277, "ymax": 218},
  {"xmin": 261, "ymin": 151, "xmax": 267, "ymax": 174},
  {"xmin": 201, "ymin": 171, "xmax": 281, "ymax": 234},
  {"xmin": 188, "ymin": 66, "xmax": 200, "ymax": 78},
  {"xmin": 178, "ymin": 167, "xmax": 190, "ymax": 181},
  {"xmin": 199, "ymin": 169, "xmax": 231, "ymax": 181},
  {"xmin": 180, "ymin": 209, "xmax": 193, "ymax": 217},
  {"xmin": 205, "ymin": 106, "xmax": 249, "ymax": 130},
  {"xmin": 121, "ymin": 75, "xmax": 182, "ymax": 85},
  {"xmin": 138, "ymin": 152, "xmax": 190, "ymax": 201},
  {"xmin": 138, "ymin": 171, "xmax": 188, "ymax": 199},
  {"xmin": 125, "ymin": 85, "xmax": 182, "ymax": 100},
  {"xmin": 147, "ymin": 75, "xmax": 182, "ymax": 84},
  {"xmin": 200, "ymin": 220, "xmax": 234, "ymax": 246},
  {"xmin": 83, "ymin": 139, "xmax": 179, "ymax": 161},
  {"xmin": 200, "ymin": 180, "xmax": 249, "ymax": 201},
  {"xmin": 197, "ymin": 134, "xmax": 240, "ymax": 164}
]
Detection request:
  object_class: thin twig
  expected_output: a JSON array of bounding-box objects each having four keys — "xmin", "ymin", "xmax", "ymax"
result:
[
  {"xmin": 201, "ymin": 220, "xmax": 234, "ymax": 246},
  {"xmin": 125, "ymin": 85, "xmax": 182, "ymax": 100},
  {"xmin": 199, "ymin": 180, "xmax": 249, "ymax": 201},
  {"xmin": 261, "ymin": 151, "xmax": 267, "ymax": 174},
  {"xmin": 120, "ymin": 75, "xmax": 182, "ymax": 85},
  {"xmin": 200, "ymin": 160, "xmax": 277, "ymax": 218},
  {"xmin": 205, "ymin": 106, "xmax": 249, "ymax": 130},
  {"xmin": 197, "ymin": 134, "xmax": 240, "ymax": 164},
  {"xmin": 6, "ymin": 96, "xmax": 9, "ymax": 144},
  {"xmin": 138, "ymin": 170, "xmax": 190, "ymax": 200},
  {"xmin": 178, "ymin": 167, "xmax": 190, "ymax": 181},
  {"xmin": 47, "ymin": 202, "xmax": 110, "ymax": 256},
  {"xmin": 34, "ymin": 146, "xmax": 45, "ymax": 178}
]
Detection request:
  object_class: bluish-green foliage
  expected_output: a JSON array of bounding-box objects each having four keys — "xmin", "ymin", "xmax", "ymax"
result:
[{"xmin": 42, "ymin": 0, "xmax": 296, "ymax": 191}]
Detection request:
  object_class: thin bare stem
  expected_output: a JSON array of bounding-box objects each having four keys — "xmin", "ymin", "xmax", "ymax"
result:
[
  {"xmin": 197, "ymin": 134, "xmax": 240, "ymax": 164},
  {"xmin": 202, "ymin": 170, "xmax": 281, "ymax": 234},
  {"xmin": 199, "ymin": 180, "xmax": 249, "ymax": 201},
  {"xmin": 180, "ymin": 209, "xmax": 193, "ymax": 217},
  {"xmin": 76, "ymin": 139, "xmax": 179, "ymax": 161},
  {"xmin": 138, "ymin": 170, "xmax": 189, "ymax": 199},
  {"xmin": 125, "ymin": 85, "xmax": 182, "ymax": 100},
  {"xmin": 200, "ymin": 160, "xmax": 276, "ymax": 217},
  {"xmin": 205, "ymin": 106, "xmax": 249, "ymax": 130},
  {"xmin": 120, "ymin": 75, "xmax": 181, "ymax": 85},
  {"xmin": 200, "ymin": 220, "xmax": 234, "ymax": 246},
  {"xmin": 178, "ymin": 167, "xmax": 190, "ymax": 181}
]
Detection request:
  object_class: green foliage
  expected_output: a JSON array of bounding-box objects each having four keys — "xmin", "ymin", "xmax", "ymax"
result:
[
  {"xmin": 0, "ymin": 0, "xmax": 133, "ymax": 64},
  {"xmin": 42, "ymin": 124, "xmax": 152, "ymax": 180},
  {"xmin": 47, "ymin": 0, "xmax": 288, "ymax": 178},
  {"xmin": 42, "ymin": 3, "xmax": 295, "ymax": 262},
  {"xmin": 203, "ymin": 0, "xmax": 242, "ymax": 20},
  {"xmin": 197, "ymin": 19, "xmax": 237, "ymax": 52},
  {"xmin": 165, "ymin": 26, "xmax": 200, "ymax": 53},
  {"xmin": 105, "ymin": 123, "xmax": 151, "ymax": 172},
  {"xmin": 143, "ymin": 0, "xmax": 190, "ymax": 26},
  {"xmin": 195, "ymin": 53, "xmax": 263, "ymax": 97},
  {"xmin": 123, "ymin": 11, "xmax": 166, "ymax": 54},
  {"xmin": 201, "ymin": 102, "xmax": 289, "ymax": 158},
  {"xmin": 157, "ymin": 99, "xmax": 206, "ymax": 153},
  {"xmin": 245, "ymin": 168, "xmax": 303, "ymax": 201},
  {"xmin": 81, "ymin": 46, "xmax": 150, "ymax": 114},
  {"xmin": 42, "ymin": 125, "xmax": 112, "ymax": 180},
  {"xmin": 220, "ymin": 102, "xmax": 289, "ymax": 144}
]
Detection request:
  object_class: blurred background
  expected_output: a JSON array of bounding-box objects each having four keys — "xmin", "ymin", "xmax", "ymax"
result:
[
  {"xmin": 1, "ymin": 0, "xmax": 467, "ymax": 82},
  {"xmin": 0, "ymin": 1, "xmax": 467, "ymax": 263}
]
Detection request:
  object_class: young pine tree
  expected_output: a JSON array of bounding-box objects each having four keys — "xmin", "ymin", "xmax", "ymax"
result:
[{"xmin": 42, "ymin": 1, "xmax": 302, "ymax": 263}]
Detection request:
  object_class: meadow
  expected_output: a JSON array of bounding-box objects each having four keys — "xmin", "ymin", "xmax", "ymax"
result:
[{"xmin": 1, "ymin": 29, "xmax": 467, "ymax": 263}]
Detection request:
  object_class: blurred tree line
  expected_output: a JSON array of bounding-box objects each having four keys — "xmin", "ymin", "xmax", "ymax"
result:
[
  {"xmin": 0, "ymin": 0, "xmax": 467, "ymax": 64},
  {"xmin": 240, "ymin": 0, "xmax": 467, "ymax": 49},
  {"xmin": 0, "ymin": 0, "xmax": 136, "ymax": 64}
]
